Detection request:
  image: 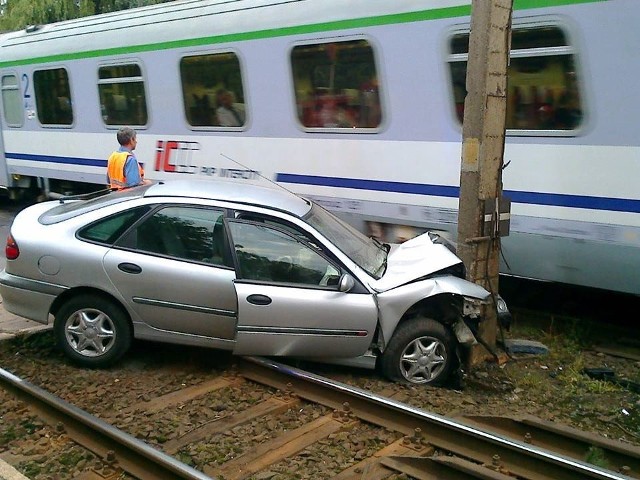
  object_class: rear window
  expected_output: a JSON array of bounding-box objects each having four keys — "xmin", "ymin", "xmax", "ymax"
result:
[
  {"xmin": 78, "ymin": 206, "xmax": 151, "ymax": 245},
  {"xmin": 39, "ymin": 185, "xmax": 151, "ymax": 225}
]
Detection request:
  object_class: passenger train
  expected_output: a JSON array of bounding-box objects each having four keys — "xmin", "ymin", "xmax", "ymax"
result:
[{"xmin": 0, "ymin": 0, "xmax": 638, "ymax": 296}]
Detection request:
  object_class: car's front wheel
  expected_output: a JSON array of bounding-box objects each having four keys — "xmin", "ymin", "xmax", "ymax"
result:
[
  {"xmin": 54, "ymin": 295, "xmax": 132, "ymax": 368},
  {"xmin": 379, "ymin": 317, "xmax": 456, "ymax": 385}
]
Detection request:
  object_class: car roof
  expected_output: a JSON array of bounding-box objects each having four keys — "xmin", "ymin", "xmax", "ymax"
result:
[
  {"xmin": 37, "ymin": 179, "xmax": 312, "ymax": 225},
  {"xmin": 144, "ymin": 180, "xmax": 312, "ymax": 217}
]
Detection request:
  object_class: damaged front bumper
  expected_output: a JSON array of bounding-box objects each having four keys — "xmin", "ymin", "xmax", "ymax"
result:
[{"xmin": 454, "ymin": 294, "xmax": 513, "ymax": 347}]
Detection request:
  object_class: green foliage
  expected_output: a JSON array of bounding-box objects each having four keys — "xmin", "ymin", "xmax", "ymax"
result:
[
  {"xmin": 0, "ymin": 0, "xmax": 174, "ymax": 32},
  {"xmin": 19, "ymin": 462, "xmax": 42, "ymax": 477},
  {"xmin": 20, "ymin": 418, "xmax": 40, "ymax": 434},
  {"xmin": 1, "ymin": 0, "xmax": 91, "ymax": 31},
  {"xmin": 585, "ymin": 446, "xmax": 609, "ymax": 469},
  {"xmin": 0, "ymin": 425, "xmax": 18, "ymax": 444},
  {"xmin": 57, "ymin": 447, "xmax": 94, "ymax": 466}
]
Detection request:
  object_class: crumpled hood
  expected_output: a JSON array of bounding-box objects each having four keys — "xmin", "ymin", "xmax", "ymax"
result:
[{"xmin": 371, "ymin": 232, "xmax": 463, "ymax": 292}]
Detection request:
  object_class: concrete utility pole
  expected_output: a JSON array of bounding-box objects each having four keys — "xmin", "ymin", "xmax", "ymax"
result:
[{"xmin": 457, "ymin": 0, "xmax": 513, "ymax": 365}]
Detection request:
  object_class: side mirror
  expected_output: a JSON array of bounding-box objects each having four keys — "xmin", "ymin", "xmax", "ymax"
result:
[{"xmin": 338, "ymin": 274, "xmax": 355, "ymax": 293}]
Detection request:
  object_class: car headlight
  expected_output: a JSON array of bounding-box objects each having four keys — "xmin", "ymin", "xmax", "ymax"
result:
[
  {"xmin": 495, "ymin": 295, "xmax": 508, "ymax": 313},
  {"xmin": 495, "ymin": 294, "xmax": 512, "ymax": 330},
  {"xmin": 463, "ymin": 294, "xmax": 512, "ymax": 330}
]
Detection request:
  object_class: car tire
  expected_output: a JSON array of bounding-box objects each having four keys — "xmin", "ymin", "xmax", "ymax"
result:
[
  {"xmin": 54, "ymin": 294, "xmax": 132, "ymax": 368},
  {"xmin": 379, "ymin": 317, "xmax": 456, "ymax": 385}
]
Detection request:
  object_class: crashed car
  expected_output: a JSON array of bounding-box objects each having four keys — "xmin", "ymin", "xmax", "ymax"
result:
[{"xmin": 0, "ymin": 180, "xmax": 510, "ymax": 385}]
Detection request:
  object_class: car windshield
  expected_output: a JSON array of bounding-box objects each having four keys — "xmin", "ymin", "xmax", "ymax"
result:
[{"xmin": 305, "ymin": 203, "xmax": 387, "ymax": 278}]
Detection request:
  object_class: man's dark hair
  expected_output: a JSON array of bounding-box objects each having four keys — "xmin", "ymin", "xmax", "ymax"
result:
[{"xmin": 116, "ymin": 127, "xmax": 136, "ymax": 146}]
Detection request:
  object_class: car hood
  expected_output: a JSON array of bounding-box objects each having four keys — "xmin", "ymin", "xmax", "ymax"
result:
[{"xmin": 370, "ymin": 232, "xmax": 463, "ymax": 292}]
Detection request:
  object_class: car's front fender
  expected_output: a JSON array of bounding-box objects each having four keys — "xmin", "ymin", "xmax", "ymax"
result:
[{"xmin": 375, "ymin": 275, "xmax": 490, "ymax": 349}]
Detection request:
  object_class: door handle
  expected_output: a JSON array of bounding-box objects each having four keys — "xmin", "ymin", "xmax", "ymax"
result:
[
  {"xmin": 247, "ymin": 294, "xmax": 272, "ymax": 306},
  {"xmin": 118, "ymin": 262, "xmax": 142, "ymax": 274}
]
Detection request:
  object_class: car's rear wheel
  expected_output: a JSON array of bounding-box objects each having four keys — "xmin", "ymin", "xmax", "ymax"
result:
[
  {"xmin": 54, "ymin": 295, "xmax": 132, "ymax": 368},
  {"xmin": 379, "ymin": 317, "xmax": 455, "ymax": 385}
]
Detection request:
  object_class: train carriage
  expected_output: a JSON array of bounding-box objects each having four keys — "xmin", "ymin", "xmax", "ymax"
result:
[{"xmin": 0, "ymin": 0, "xmax": 639, "ymax": 295}]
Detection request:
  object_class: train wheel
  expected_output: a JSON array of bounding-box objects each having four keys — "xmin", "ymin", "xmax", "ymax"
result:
[
  {"xmin": 54, "ymin": 295, "xmax": 131, "ymax": 368},
  {"xmin": 380, "ymin": 317, "xmax": 455, "ymax": 385}
]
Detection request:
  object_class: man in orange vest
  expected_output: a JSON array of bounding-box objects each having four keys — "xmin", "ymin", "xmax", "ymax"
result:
[{"xmin": 107, "ymin": 127, "xmax": 144, "ymax": 189}]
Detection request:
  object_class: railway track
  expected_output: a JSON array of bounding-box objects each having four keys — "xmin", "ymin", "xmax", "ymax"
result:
[{"xmin": 1, "ymin": 355, "xmax": 638, "ymax": 480}]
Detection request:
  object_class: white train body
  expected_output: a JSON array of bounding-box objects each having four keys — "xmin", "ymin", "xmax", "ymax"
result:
[{"xmin": 0, "ymin": 0, "xmax": 638, "ymax": 295}]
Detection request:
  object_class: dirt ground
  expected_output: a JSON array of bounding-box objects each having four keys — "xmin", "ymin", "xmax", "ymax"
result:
[
  {"xmin": 0, "ymin": 310, "xmax": 639, "ymax": 479},
  {"xmin": 303, "ymin": 308, "xmax": 640, "ymax": 451},
  {"xmin": 409, "ymin": 311, "xmax": 640, "ymax": 446}
]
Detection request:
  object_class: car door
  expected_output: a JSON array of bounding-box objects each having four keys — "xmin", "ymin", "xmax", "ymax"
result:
[
  {"xmin": 227, "ymin": 217, "xmax": 378, "ymax": 358},
  {"xmin": 102, "ymin": 205, "xmax": 238, "ymax": 345}
]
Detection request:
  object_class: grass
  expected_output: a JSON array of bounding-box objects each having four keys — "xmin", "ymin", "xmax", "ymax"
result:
[
  {"xmin": 495, "ymin": 311, "xmax": 640, "ymax": 444},
  {"xmin": 585, "ymin": 446, "xmax": 610, "ymax": 469}
]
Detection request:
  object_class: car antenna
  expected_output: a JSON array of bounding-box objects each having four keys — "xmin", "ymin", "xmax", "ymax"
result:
[{"xmin": 220, "ymin": 152, "xmax": 302, "ymax": 198}]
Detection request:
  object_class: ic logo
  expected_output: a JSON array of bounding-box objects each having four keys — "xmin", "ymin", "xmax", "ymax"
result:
[{"xmin": 155, "ymin": 140, "xmax": 200, "ymax": 174}]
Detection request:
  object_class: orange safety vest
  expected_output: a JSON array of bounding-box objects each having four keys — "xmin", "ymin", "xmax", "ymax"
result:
[{"xmin": 107, "ymin": 151, "xmax": 144, "ymax": 190}]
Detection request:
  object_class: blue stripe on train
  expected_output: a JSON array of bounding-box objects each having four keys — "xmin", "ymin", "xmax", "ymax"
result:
[
  {"xmin": 276, "ymin": 173, "xmax": 640, "ymax": 214},
  {"xmin": 6, "ymin": 152, "xmax": 106, "ymax": 168},
  {"xmin": 6, "ymin": 154, "xmax": 638, "ymax": 214}
]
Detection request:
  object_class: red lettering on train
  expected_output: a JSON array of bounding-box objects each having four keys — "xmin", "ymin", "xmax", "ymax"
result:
[
  {"xmin": 154, "ymin": 140, "xmax": 199, "ymax": 173},
  {"xmin": 155, "ymin": 140, "xmax": 177, "ymax": 172}
]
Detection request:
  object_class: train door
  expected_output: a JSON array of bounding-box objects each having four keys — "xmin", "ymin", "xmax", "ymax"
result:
[
  {"xmin": 0, "ymin": 122, "xmax": 7, "ymax": 190},
  {"xmin": 0, "ymin": 73, "xmax": 19, "ymax": 189},
  {"xmin": 0, "ymin": 72, "xmax": 28, "ymax": 191}
]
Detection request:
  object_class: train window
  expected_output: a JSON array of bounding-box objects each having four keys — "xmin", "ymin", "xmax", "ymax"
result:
[
  {"xmin": 291, "ymin": 39, "xmax": 382, "ymax": 130},
  {"xmin": 448, "ymin": 25, "xmax": 583, "ymax": 133},
  {"xmin": 98, "ymin": 64, "xmax": 148, "ymax": 126},
  {"xmin": 180, "ymin": 52, "xmax": 246, "ymax": 128},
  {"xmin": 1, "ymin": 75, "xmax": 23, "ymax": 127},
  {"xmin": 33, "ymin": 68, "xmax": 73, "ymax": 126}
]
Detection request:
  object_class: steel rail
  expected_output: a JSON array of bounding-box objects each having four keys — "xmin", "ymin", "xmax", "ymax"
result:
[
  {"xmin": 0, "ymin": 366, "xmax": 214, "ymax": 480},
  {"xmin": 461, "ymin": 414, "xmax": 640, "ymax": 475},
  {"xmin": 241, "ymin": 356, "xmax": 634, "ymax": 480}
]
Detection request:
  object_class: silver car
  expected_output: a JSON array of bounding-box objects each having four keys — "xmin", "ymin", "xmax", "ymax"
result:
[{"xmin": 0, "ymin": 180, "xmax": 509, "ymax": 385}]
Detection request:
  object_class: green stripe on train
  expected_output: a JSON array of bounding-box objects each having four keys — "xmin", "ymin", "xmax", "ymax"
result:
[{"xmin": 0, "ymin": 0, "xmax": 604, "ymax": 68}]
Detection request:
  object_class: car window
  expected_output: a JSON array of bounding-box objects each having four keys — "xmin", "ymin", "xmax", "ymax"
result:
[
  {"xmin": 118, "ymin": 205, "xmax": 230, "ymax": 266},
  {"xmin": 235, "ymin": 212, "xmax": 321, "ymax": 248},
  {"xmin": 229, "ymin": 220, "xmax": 340, "ymax": 287},
  {"xmin": 78, "ymin": 206, "xmax": 151, "ymax": 245}
]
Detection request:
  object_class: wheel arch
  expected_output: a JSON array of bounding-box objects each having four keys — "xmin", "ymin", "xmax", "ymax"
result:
[
  {"xmin": 50, "ymin": 286, "xmax": 132, "ymax": 329},
  {"xmin": 377, "ymin": 292, "xmax": 463, "ymax": 353}
]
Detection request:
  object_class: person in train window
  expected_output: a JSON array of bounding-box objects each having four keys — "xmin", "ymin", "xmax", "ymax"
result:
[
  {"xmin": 107, "ymin": 127, "xmax": 145, "ymax": 190},
  {"xmin": 536, "ymin": 103, "xmax": 556, "ymax": 130},
  {"xmin": 215, "ymin": 89, "xmax": 245, "ymax": 127}
]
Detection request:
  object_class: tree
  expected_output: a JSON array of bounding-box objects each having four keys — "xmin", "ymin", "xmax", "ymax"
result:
[
  {"xmin": 1, "ymin": 0, "xmax": 91, "ymax": 30},
  {"xmin": 0, "ymin": 0, "xmax": 172, "ymax": 31},
  {"xmin": 94, "ymin": 0, "xmax": 173, "ymax": 15}
]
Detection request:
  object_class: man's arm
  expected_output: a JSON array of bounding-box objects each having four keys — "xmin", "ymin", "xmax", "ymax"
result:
[{"xmin": 123, "ymin": 156, "xmax": 142, "ymax": 186}]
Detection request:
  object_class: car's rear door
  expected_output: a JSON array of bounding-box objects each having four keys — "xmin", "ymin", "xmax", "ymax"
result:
[
  {"xmin": 227, "ymin": 218, "xmax": 377, "ymax": 358},
  {"xmin": 103, "ymin": 205, "xmax": 238, "ymax": 344}
]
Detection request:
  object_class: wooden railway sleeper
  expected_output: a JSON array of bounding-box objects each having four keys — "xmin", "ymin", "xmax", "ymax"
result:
[
  {"xmin": 381, "ymin": 454, "xmax": 516, "ymax": 480},
  {"xmin": 243, "ymin": 356, "xmax": 634, "ymax": 480}
]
